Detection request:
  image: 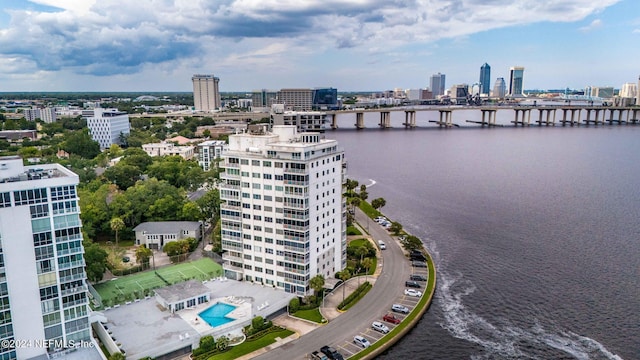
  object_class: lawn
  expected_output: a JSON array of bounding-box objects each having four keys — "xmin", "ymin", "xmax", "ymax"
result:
[
  {"xmin": 358, "ymin": 201, "xmax": 382, "ymax": 219},
  {"xmin": 94, "ymin": 258, "xmax": 223, "ymax": 307},
  {"xmin": 292, "ymin": 308, "xmax": 325, "ymax": 323},
  {"xmin": 206, "ymin": 328, "xmax": 295, "ymax": 360}
]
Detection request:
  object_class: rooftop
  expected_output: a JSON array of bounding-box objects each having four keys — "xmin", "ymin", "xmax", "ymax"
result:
[
  {"xmin": 0, "ymin": 156, "xmax": 75, "ymax": 184},
  {"xmin": 154, "ymin": 280, "xmax": 210, "ymax": 304},
  {"xmin": 132, "ymin": 221, "xmax": 201, "ymax": 233}
]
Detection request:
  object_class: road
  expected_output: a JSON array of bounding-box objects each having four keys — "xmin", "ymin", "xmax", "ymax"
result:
[{"xmin": 255, "ymin": 209, "xmax": 414, "ymax": 360}]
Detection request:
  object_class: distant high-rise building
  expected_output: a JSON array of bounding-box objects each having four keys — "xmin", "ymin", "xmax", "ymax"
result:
[
  {"xmin": 508, "ymin": 67, "xmax": 525, "ymax": 97},
  {"xmin": 620, "ymin": 83, "xmax": 637, "ymax": 99},
  {"xmin": 0, "ymin": 156, "xmax": 93, "ymax": 360},
  {"xmin": 479, "ymin": 63, "xmax": 491, "ymax": 96},
  {"xmin": 251, "ymin": 89, "xmax": 278, "ymax": 111},
  {"xmin": 493, "ymin": 78, "xmax": 507, "ymax": 98},
  {"xmin": 192, "ymin": 74, "xmax": 221, "ymax": 111},
  {"xmin": 277, "ymin": 89, "xmax": 314, "ymax": 111},
  {"xmin": 637, "ymin": 75, "xmax": 640, "ymax": 105},
  {"xmin": 312, "ymin": 88, "xmax": 339, "ymax": 110},
  {"xmin": 430, "ymin": 73, "xmax": 446, "ymax": 97},
  {"xmin": 85, "ymin": 108, "xmax": 130, "ymax": 149},
  {"xmin": 590, "ymin": 87, "xmax": 614, "ymax": 99}
]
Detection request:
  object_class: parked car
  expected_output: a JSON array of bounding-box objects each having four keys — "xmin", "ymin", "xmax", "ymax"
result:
[
  {"xmin": 311, "ymin": 351, "xmax": 329, "ymax": 360},
  {"xmin": 372, "ymin": 321, "xmax": 390, "ymax": 334},
  {"xmin": 122, "ymin": 256, "xmax": 130, "ymax": 263},
  {"xmin": 405, "ymin": 280, "xmax": 421, "ymax": 288},
  {"xmin": 404, "ymin": 288, "xmax": 422, "ymax": 297},
  {"xmin": 410, "ymin": 274, "xmax": 427, "ymax": 281},
  {"xmin": 320, "ymin": 346, "xmax": 344, "ymax": 360},
  {"xmin": 412, "ymin": 260, "xmax": 427, "ymax": 268},
  {"xmin": 353, "ymin": 335, "xmax": 371, "ymax": 348},
  {"xmin": 383, "ymin": 313, "xmax": 402, "ymax": 324},
  {"xmin": 391, "ymin": 304, "xmax": 409, "ymax": 314},
  {"xmin": 378, "ymin": 240, "xmax": 386, "ymax": 250}
]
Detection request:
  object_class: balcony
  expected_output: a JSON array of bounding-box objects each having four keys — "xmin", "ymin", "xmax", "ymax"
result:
[
  {"xmin": 283, "ymin": 201, "xmax": 306, "ymax": 209},
  {"xmin": 284, "ymin": 180, "xmax": 308, "ymax": 186},
  {"xmin": 220, "ymin": 213, "xmax": 241, "ymax": 221},
  {"xmin": 57, "ymin": 247, "xmax": 83, "ymax": 256},
  {"xmin": 283, "ymin": 223, "xmax": 308, "ymax": 232},
  {"xmin": 223, "ymin": 262, "xmax": 244, "ymax": 273},
  {"xmin": 63, "ymin": 297, "xmax": 88, "ymax": 309},
  {"xmin": 59, "ymin": 273, "xmax": 86, "ymax": 283},
  {"xmin": 284, "ymin": 168, "xmax": 306, "ymax": 174},
  {"xmin": 283, "ymin": 245, "xmax": 307, "ymax": 253},
  {"xmin": 221, "ymin": 203, "xmax": 241, "ymax": 211},
  {"xmin": 58, "ymin": 260, "xmax": 85, "ymax": 270},
  {"xmin": 219, "ymin": 182, "xmax": 241, "ymax": 191},
  {"xmin": 283, "ymin": 213, "xmax": 309, "ymax": 220},
  {"xmin": 222, "ymin": 253, "xmax": 244, "ymax": 263},
  {"xmin": 224, "ymin": 162, "xmax": 240, "ymax": 168},
  {"xmin": 61, "ymin": 285, "xmax": 88, "ymax": 297}
]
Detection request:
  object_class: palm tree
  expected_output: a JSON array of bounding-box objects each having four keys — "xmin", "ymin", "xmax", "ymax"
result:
[
  {"xmin": 339, "ymin": 269, "xmax": 351, "ymax": 302},
  {"xmin": 362, "ymin": 257, "xmax": 373, "ymax": 281},
  {"xmin": 309, "ymin": 274, "xmax": 325, "ymax": 300},
  {"xmin": 110, "ymin": 217, "xmax": 125, "ymax": 248}
]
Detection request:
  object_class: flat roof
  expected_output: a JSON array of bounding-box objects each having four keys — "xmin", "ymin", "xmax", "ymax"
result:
[
  {"xmin": 154, "ymin": 280, "xmax": 210, "ymax": 303},
  {"xmin": 133, "ymin": 221, "xmax": 201, "ymax": 233}
]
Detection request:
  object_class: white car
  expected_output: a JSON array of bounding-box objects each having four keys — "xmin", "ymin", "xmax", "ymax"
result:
[
  {"xmin": 372, "ymin": 321, "xmax": 390, "ymax": 334},
  {"xmin": 404, "ymin": 288, "xmax": 422, "ymax": 297},
  {"xmin": 353, "ymin": 335, "xmax": 371, "ymax": 348}
]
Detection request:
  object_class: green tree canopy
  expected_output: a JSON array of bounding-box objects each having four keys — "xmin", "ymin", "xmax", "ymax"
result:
[
  {"xmin": 135, "ymin": 245, "xmax": 153, "ymax": 266},
  {"xmin": 84, "ymin": 243, "xmax": 108, "ymax": 282},
  {"xmin": 147, "ymin": 156, "xmax": 204, "ymax": 190},
  {"xmin": 103, "ymin": 162, "xmax": 142, "ymax": 190},
  {"xmin": 371, "ymin": 197, "xmax": 386, "ymax": 211},
  {"xmin": 61, "ymin": 129, "xmax": 101, "ymax": 159}
]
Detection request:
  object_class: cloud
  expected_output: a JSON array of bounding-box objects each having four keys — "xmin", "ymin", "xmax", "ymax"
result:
[
  {"xmin": 0, "ymin": 0, "xmax": 623, "ymax": 78},
  {"xmin": 579, "ymin": 19, "xmax": 603, "ymax": 32}
]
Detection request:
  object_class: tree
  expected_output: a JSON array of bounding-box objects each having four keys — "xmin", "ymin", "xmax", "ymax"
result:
[
  {"xmin": 339, "ymin": 269, "xmax": 351, "ymax": 302},
  {"xmin": 359, "ymin": 184, "xmax": 367, "ymax": 194},
  {"xmin": 288, "ymin": 298, "xmax": 300, "ymax": 313},
  {"xmin": 216, "ymin": 335, "xmax": 229, "ymax": 352},
  {"xmin": 108, "ymin": 352, "xmax": 126, "ymax": 360},
  {"xmin": 309, "ymin": 274, "xmax": 325, "ymax": 299},
  {"xmin": 103, "ymin": 163, "xmax": 142, "ymax": 190},
  {"xmin": 390, "ymin": 221, "xmax": 403, "ymax": 235},
  {"xmin": 401, "ymin": 235, "xmax": 423, "ymax": 252},
  {"xmin": 110, "ymin": 217, "xmax": 125, "ymax": 247},
  {"xmin": 349, "ymin": 197, "xmax": 361, "ymax": 214},
  {"xmin": 371, "ymin": 197, "xmax": 386, "ymax": 211},
  {"xmin": 359, "ymin": 190, "xmax": 368, "ymax": 201},
  {"xmin": 196, "ymin": 189, "xmax": 221, "ymax": 226},
  {"xmin": 345, "ymin": 178, "xmax": 359, "ymax": 193},
  {"xmin": 84, "ymin": 243, "xmax": 108, "ymax": 282},
  {"xmin": 362, "ymin": 257, "xmax": 373, "ymax": 280},
  {"xmin": 135, "ymin": 245, "xmax": 153, "ymax": 267},
  {"xmin": 61, "ymin": 129, "xmax": 100, "ymax": 159}
]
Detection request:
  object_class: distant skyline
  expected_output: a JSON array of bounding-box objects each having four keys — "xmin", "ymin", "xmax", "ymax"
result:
[{"xmin": 0, "ymin": 0, "xmax": 638, "ymax": 92}]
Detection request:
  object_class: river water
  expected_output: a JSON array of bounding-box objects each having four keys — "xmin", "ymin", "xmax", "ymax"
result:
[{"xmin": 327, "ymin": 113, "xmax": 639, "ymax": 360}]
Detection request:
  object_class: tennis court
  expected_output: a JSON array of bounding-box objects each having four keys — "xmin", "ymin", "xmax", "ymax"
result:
[{"xmin": 94, "ymin": 258, "xmax": 223, "ymax": 307}]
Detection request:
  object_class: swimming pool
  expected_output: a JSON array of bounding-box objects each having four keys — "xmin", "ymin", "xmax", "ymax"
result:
[{"xmin": 198, "ymin": 303, "xmax": 237, "ymax": 327}]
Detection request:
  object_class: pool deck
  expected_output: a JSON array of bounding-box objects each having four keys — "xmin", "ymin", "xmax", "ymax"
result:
[{"xmin": 102, "ymin": 279, "xmax": 296, "ymax": 359}]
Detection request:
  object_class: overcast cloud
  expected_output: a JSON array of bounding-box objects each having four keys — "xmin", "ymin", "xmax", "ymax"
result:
[{"xmin": 0, "ymin": 0, "xmax": 632, "ymax": 91}]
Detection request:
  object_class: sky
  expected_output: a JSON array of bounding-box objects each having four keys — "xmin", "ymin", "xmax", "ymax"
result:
[{"xmin": 0, "ymin": 0, "xmax": 638, "ymax": 92}]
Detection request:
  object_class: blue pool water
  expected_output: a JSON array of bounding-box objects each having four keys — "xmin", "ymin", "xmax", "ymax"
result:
[{"xmin": 198, "ymin": 303, "xmax": 237, "ymax": 327}]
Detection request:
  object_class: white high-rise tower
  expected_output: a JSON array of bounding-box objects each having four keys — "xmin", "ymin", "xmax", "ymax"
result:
[
  {"xmin": 219, "ymin": 126, "xmax": 346, "ymax": 295},
  {"xmin": 0, "ymin": 156, "xmax": 92, "ymax": 360}
]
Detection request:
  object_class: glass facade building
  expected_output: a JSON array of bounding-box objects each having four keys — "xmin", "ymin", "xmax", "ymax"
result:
[{"xmin": 479, "ymin": 63, "xmax": 491, "ymax": 96}]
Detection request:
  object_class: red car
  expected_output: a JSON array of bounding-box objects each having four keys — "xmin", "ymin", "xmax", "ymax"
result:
[{"xmin": 383, "ymin": 313, "xmax": 401, "ymax": 324}]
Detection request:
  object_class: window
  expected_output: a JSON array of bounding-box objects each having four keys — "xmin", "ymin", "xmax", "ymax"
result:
[
  {"xmin": 263, "ymin": 161, "xmax": 272, "ymax": 167},
  {"xmin": 253, "ymin": 194, "xmax": 261, "ymax": 200},
  {"xmin": 252, "ymin": 183, "xmax": 261, "ymax": 189},
  {"xmin": 0, "ymin": 192, "xmax": 10, "ymax": 208},
  {"xmin": 263, "ymin": 174, "xmax": 272, "ymax": 179},
  {"xmin": 30, "ymin": 204, "xmax": 49, "ymax": 218},
  {"xmin": 50, "ymin": 186, "xmax": 75, "ymax": 201},
  {"xmin": 241, "ymin": 159, "xmax": 249, "ymax": 165},
  {"xmin": 14, "ymin": 188, "xmax": 48, "ymax": 205},
  {"xmin": 252, "ymin": 172, "xmax": 260, "ymax": 178},
  {"xmin": 252, "ymin": 160, "xmax": 260, "ymax": 166}
]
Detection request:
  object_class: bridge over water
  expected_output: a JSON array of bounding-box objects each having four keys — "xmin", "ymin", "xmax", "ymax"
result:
[{"xmin": 326, "ymin": 106, "xmax": 640, "ymax": 129}]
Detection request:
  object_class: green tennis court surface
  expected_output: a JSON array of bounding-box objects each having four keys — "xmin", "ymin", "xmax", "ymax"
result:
[{"xmin": 94, "ymin": 258, "xmax": 222, "ymax": 306}]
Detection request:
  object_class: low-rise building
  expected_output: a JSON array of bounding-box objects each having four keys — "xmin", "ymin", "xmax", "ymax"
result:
[
  {"xmin": 133, "ymin": 221, "xmax": 202, "ymax": 250},
  {"xmin": 141, "ymin": 141, "xmax": 195, "ymax": 160}
]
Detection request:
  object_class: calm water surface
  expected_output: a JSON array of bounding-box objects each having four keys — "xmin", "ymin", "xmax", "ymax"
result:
[{"xmin": 328, "ymin": 123, "xmax": 639, "ymax": 360}]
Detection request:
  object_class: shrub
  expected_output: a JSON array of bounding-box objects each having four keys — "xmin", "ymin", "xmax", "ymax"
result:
[
  {"xmin": 337, "ymin": 282, "xmax": 372, "ymax": 310},
  {"xmin": 288, "ymin": 298, "xmax": 300, "ymax": 313}
]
